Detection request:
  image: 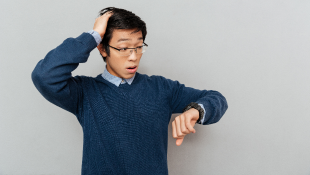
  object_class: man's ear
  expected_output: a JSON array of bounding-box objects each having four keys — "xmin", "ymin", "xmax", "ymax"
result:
[{"xmin": 97, "ymin": 44, "xmax": 107, "ymax": 57}]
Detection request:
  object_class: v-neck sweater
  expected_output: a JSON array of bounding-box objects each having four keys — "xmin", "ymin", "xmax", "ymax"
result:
[{"xmin": 31, "ymin": 32, "xmax": 228, "ymax": 175}]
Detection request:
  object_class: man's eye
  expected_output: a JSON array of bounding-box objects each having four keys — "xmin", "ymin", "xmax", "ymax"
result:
[{"xmin": 119, "ymin": 48, "xmax": 128, "ymax": 51}]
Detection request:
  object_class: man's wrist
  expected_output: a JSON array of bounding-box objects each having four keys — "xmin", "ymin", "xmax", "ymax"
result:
[
  {"xmin": 87, "ymin": 30, "xmax": 102, "ymax": 46},
  {"xmin": 188, "ymin": 108, "xmax": 199, "ymax": 121},
  {"xmin": 93, "ymin": 29, "xmax": 105, "ymax": 39},
  {"xmin": 183, "ymin": 102, "xmax": 204, "ymax": 123}
]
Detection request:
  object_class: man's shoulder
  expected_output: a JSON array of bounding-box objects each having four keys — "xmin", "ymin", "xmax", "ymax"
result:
[
  {"xmin": 137, "ymin": 72, "xmax": 179, "ymax": 88},
  {"xmin": 72, "ymin": 75, "xmax": 94, "ymax": 81},
  {"xmin": 69, "ymin": 75, "xmax": 103, "ymax": 86},
  {"xmin": 137, "ymin": 72, "xmax": 170, "ymax": 82}
]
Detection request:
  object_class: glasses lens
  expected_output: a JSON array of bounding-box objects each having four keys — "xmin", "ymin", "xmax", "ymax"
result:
[
  {"xmin": 137, "ymin": 45, "xmax": 147, "ymax": 54},
  {"xmin": 119, "ymin": 49, "xmax": 131, "ymax": 56},
  {"xmin": 119, "ymin": 45, "xmax": 148, "ymax": 56}
]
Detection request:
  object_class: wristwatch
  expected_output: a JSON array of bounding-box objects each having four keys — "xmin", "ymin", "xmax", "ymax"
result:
[{"xmin": 183, "ymin": 102, "xmax": 204, "ymax": 123}]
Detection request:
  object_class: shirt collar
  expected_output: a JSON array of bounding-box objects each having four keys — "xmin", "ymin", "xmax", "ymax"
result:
[{"xmin": 101, "ymin": 65, "xmax": 136, "ymax": 87}]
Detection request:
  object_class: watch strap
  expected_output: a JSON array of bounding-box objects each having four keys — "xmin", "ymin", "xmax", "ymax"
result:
[{"xmin": 182, "ymin": 102, "xmax": 204, "ymax": 123}]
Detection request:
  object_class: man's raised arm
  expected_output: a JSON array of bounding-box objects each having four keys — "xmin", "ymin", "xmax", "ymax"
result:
[{"xmin": 31, "ymin": 12, "xmax": 112, "ymax": 117}]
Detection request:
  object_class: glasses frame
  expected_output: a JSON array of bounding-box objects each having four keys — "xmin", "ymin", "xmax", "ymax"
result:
[{"xmin": 107, "ymin": 43, "xmax": 148, "ymax": 56}]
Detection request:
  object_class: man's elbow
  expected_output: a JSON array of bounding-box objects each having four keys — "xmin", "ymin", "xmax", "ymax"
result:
[
  {"xmin": 31, "ymin": 62, "xmax": 51, "ymax": 95},
  {"xmin": 216, "ymin": 92, "xmax": 228, "ymax": 123},
  {"xmin": 203, "ymin": 92, "xmax": 228, "ymax": 125}
]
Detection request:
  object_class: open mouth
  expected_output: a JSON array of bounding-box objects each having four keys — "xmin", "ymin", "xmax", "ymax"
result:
[
  {"xmin": 126, "ymin": 66, "xmax": 138, "ymax": 73},
  {"xmin": 127, "ymin": 66, "xmax": 137, "ymax": 69}
]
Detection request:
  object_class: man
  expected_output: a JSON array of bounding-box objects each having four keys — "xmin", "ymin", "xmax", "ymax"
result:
[{"xmin": 31, "ymin": 7, "xmax": 228, "ymax": 175}]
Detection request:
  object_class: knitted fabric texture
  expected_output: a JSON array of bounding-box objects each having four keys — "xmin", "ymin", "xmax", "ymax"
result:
[{"xmin": 31, "ymin": 32, "xmax": 228, "ymax": 175}]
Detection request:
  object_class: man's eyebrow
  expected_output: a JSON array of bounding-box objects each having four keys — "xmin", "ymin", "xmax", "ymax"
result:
[
  {"xmin": 117, "ymin": 38, "xmax": 130, "ymax": 43},
  {"xmin": 117, "ymin": 37, "xmax": 143, "ymax": 43}
]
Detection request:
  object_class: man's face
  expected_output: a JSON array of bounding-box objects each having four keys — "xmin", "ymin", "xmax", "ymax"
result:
[{"xmin": 98, "ymin": 28, "xmax": 144, "ymax": 79}]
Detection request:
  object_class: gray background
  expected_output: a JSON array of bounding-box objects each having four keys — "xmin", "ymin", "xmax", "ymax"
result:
[{"xmin": 1, "ymin": 0, "xmax": 310, "ymax": 174}]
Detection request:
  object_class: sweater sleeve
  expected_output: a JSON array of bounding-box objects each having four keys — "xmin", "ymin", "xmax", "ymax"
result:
[
  {"xmin": 31, "ymin": 32, "xmax": 97, "ymax": 118},
  {"xmin": 161, "ymin": 77, "xmax": 228, "ymax": 125}
]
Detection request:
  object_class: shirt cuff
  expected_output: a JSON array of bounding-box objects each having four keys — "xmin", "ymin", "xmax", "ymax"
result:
[
  {"xmin": 197, "ymin": 103, "xmax": 206, "ymax": 124},
  {"xmin": 87, "ymin": 30, "xmax": 102, "ymax": 46}
]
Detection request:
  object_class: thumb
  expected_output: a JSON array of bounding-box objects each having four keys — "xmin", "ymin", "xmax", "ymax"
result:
[{"xmin": 176, "ymin": 138, "xmax": 184, "ymax": 146}]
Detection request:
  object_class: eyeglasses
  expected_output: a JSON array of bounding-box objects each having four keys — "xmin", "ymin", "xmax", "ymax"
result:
[{"xmin": 108, "ymin": 43, "xmax": 148, "ymax": 56}]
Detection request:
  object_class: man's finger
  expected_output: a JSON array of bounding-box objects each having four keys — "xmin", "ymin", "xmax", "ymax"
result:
[
  {"xmin": 176, "ymin": 138, "xmax": 184, "ymax": 146},
  {"xmin": 175, "ymin": 116, "xmax": 184, "ymax": 137},
  {"xmin": 185, "ymin": 115, "xmax": 196, "ymax": 133},
  {"xmin": 180, "ymin": 115, "xmax": 191, "ymax": 134},
  {"xmin": 102, "ymin": 11, "xmax": 113, "ymax": 18},
  {"xmin": 172, "ymin": 120, "xmax": 177, "ymax": 138}
]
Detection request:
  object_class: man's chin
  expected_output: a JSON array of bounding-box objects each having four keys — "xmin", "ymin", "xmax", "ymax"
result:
[{"xmin": 124, "ymin": 74, "xmax": 135, "ymax": 79}]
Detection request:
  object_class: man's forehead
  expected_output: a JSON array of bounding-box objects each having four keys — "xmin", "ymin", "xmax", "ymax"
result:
[{"xmin": 111, "ymin": 29, "xmax": 143, "ymax": 43}]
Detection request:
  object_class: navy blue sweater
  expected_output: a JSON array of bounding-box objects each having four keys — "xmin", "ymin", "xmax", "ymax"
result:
[{"xmin": 31, "ymin": 32, "xmax": 228, "ymax": 175}]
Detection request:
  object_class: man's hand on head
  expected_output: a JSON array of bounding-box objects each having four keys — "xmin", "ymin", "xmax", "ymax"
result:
[
  {"xmin": 172, "ymin": 108, "xmax": 199, "ymax": 146},
  {"xmin": 93, "ymin": 11, "xmax": 113, "ymax": 39}
]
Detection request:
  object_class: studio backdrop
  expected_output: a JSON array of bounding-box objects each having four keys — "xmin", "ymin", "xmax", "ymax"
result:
[{"xmin": 0, "ymin": 0, "xmax": 309, "ymax": 174}]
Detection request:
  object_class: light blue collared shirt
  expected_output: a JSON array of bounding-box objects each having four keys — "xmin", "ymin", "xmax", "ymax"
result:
[
  {"xmin": 101, "ymin": 65, "xmax": 136, "ymax": 87},
  {"xmin": 88, "ymin": 29, "xmax": 206, "ymax": 124},
  {"xmin": 87, "ymin": 30, "xmax": 102, "ymax": 45}
]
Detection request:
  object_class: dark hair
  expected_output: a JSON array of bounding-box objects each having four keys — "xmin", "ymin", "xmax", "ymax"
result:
[{"xmin": 98, "ymin": 7, "xmax": 147, "ymax": 62}]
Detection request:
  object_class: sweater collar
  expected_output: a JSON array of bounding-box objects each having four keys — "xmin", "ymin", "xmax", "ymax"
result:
[{"xmin": 101, "ymin": 65, "xmax": 136, "ymax": 87}]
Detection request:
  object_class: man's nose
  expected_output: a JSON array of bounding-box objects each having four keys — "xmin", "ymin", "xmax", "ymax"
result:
[{"xmin": 128, "ymin": 49, "xmax": 138, "ymax": 61}]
